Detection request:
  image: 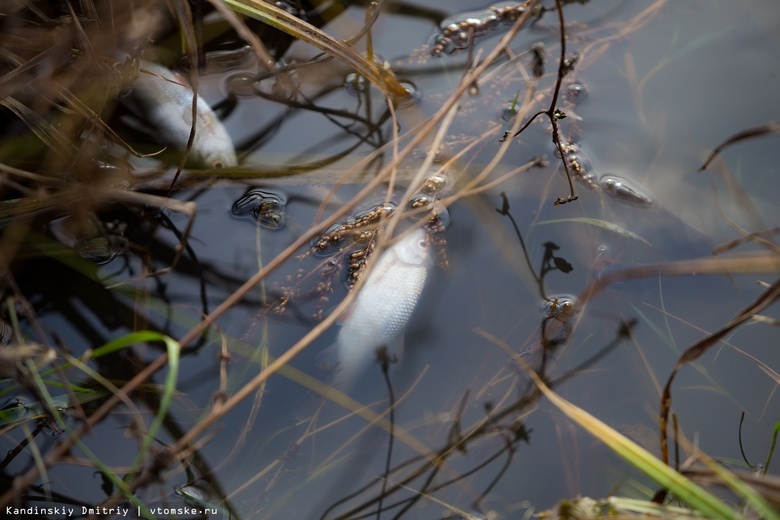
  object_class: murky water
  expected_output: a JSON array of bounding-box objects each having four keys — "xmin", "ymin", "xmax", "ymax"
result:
[{"xmin": 2, "ymin": 1, "xmax": 779, "ymax": 518}]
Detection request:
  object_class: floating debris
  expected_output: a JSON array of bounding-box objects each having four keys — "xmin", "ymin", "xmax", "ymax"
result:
[
  {"xmin": 311, "ymin": 202, "xmax": 396, "ymax": 257},
  {"xmin": 312, "ymin": 222, "xmax": 352, "ymax": 256},
  {"xmin": 542, "ymin": 295, "xmax": 579, "ymax": 346},
  {"xmin": 409, "ymin": 194, "xmax": 433, "ymax": 210},
  {"xmin": 543, "ymin": 295, "xmax": 578, "ymax": 322},
  {"xmin": 431, "ymin": 2, "xmax": 530, "ymax": 56},
  {"xmin": 559, "ymin": 142, "xmax": 598, "ymax": 190},
  {"xmin": 354, "ymin": 202, "xmax": 397, "ymax": 228},
  {"xmin": 420, "ymin": 171, "xmax": 453, "ymax": 196},
  {"xmin": 231, "ymin": 189, "xmax": 287, "ymax": 229},
  {"xmin": 599, "ymin": 174, "xmax": 654, "ymax": 207}
]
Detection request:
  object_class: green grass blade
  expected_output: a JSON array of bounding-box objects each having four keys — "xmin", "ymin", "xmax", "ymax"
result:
[
  {"xmin": 524, "ymin": 365, "xmax": 739, "ymax": 519},
  {"xmin": 128, "ymin": 332, "xmax": 181, "ymax": 474},
  {"xmin": 25, "ymin": 358, "xmax": 157, "ymax": 518},
  {"xmin": 764, "ymin": 421, "xmax": 779, "ymax": 474}
]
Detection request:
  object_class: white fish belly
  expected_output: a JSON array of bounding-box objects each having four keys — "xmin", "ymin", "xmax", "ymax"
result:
[
  {"xmin": 129, "ymin": 62, "xmax": 237, "ymax": 168},
  {"xmin": 334, "ymin": 232, "xmax": 431, "ymax": 381}
]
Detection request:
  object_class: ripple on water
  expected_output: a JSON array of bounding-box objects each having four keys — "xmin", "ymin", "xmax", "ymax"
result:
[{"xmin": 231, "ymin": 188, "xmax": 287, "ymax": 230}]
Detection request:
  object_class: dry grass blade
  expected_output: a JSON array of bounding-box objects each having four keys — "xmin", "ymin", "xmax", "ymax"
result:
[
  {"xmin": 533, "ymin": 217, "xmax": 652, "ymax": 246},
  {"xmin": 659, "ymin": 280, "xmax": 780, "ymax": 465},
  {"xmin": 206, "ymin": 0, "xmax": 276, "ymax": 70},
  {"xmin": 0, "ymin": 97, "xmax": 75, "ymax": 159},
  {"xmin": 54, "ymin": 84, "xmax": 162, "ymax": 159},
  {"xmin": 0, "ymin": 42, "xmax": 73, "ymax": 100},
  {"xmin": 699, "ymin": 120, "xmax": 780, "ymax": 171},
  {"xmin": 577, "ymin": 251, "xmax": 780, "ymax": 305},
  {"xmin": 683, "ymin": 467, "xmax": 780, "ymax": 508},
  {"xmin": 222, "ymin": 0, "xmax": 408, "ymax": 97},
  {"xmin": 712, "ymin": 226, "xmax": 780, "ymax": 255},
  {"xmin": 165, "ymin": 0, "xmax": 201, "ymax": 192}
]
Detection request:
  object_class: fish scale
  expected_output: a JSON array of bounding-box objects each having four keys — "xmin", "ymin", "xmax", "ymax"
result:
[{"xmin": 334, "ymin": 228, "xmax": 432, "ymax": 383}]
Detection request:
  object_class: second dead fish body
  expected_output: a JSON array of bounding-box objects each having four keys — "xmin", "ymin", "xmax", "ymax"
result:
[
  {"xmin": 123, "ymin": 60, "xmax": 237, "ymax": 169},
  {"xmin": 334, "ymin": 228, "xmax": 433, "ymax": 384}
]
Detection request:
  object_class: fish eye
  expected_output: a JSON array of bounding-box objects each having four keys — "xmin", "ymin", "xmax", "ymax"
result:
[{"xmin": 212, "ymin": 160, "xmax": 225, "ymax": 169}]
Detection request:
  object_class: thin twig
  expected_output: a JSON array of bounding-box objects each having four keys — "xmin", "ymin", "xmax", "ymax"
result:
[{"xmin": 505, "ymin": 0, "xmax": 577, "ymax": 205}]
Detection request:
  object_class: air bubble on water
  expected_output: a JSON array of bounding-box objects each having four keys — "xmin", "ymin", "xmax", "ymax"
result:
[
  {"xmin": 429, "ymin": 143, "xmax": 451, "ymax": 164},
  {"xmin": 312, "ymin": 222, "xmax": 350, "ymax": 256},
  {"xmin": 566, "ymin": 81, "xmax": 589, "ymax": 103},
  {"xmin": 344, "ymin": 73, "xmax": 368, "ymax": 96},
  {"xmin": 409, "ymin": 195, "xmax": 432, "ymax": 210},
  {"xmin": 420, "ymin": 171, "xmax": 453, "ymax": 196},
  {"xmin": 500, "ymin": 101, "xmax": 519, "ymax": 122},
  {"xmin": 254, "ymin": 209, "xmax": 286, "ymax": 229},
  {"xmin": 429, "ymin": 202, "xmax": 452, "ymax": 230},
  {"xmin": 225, "ymin": 72, "xmax": 257, "ymax": 97},
  {"xmin": 542, "ymin": 294, "xmax": 579, "ymax": 321},
  {"xmin": 396, "ymin": 81, "xmax": 421, "ymax": 108}
]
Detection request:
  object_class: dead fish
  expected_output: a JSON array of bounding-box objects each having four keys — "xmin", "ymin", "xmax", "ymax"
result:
[
  {"xmin": 334, "ymin": 228, "xmax": 433, "ymax": 383},
  {"xmin": 123, "ymin": 60, "xmax": 237, "ymax": 169}
]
